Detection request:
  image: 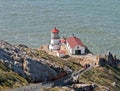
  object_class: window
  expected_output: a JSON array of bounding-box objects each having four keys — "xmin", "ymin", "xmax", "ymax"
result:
[{"xmin": 77, "ymin": 46, "xmax": 79, "ymax": 49}]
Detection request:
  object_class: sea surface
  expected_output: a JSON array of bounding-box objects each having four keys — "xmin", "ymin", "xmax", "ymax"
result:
[{"xmin": 0, "ymin": 0, "xmax": 120, "ymax": 58}]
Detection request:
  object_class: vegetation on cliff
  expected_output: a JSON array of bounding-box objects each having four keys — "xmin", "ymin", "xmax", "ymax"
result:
[
  {"xmin": 40, "ymin": 65, "xmax": 120, "ymax": 91},
  {"xmin": 78, "ymin": 65, "xmax": 120, "ymax": 91},
  {"xmin": 37, "ymin": 50, "xmax": 82, "ymax": 71},
  {"xmin": 0, "ymin": 61, "xmax": 28, "ymax": 90}
]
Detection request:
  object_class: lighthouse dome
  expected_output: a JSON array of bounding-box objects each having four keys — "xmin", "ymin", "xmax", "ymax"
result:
[{"xmin": 51, "ymin": 27, "xmax": 59, "ymax": 33}]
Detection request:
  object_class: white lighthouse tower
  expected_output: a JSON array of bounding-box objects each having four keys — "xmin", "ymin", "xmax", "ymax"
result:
[{"xmin": 49, "ymin": 27, "xmax": 60, "ymax": 50}]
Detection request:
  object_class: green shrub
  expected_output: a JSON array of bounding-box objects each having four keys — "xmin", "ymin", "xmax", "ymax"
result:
[
  {"xmin": 78, "ymin": 65, "xmax": 120, "ymax": 90},
  {"xmin": 0, "ymin": 61, "xmax": 28, "ymax": 90}
]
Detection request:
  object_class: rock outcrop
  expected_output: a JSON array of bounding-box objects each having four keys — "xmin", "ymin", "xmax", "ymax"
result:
[
  {"xmin": 72, "ymin": 84, "xmax": 96, "ymax": 91},
  {"xmin": 99, "ymin": 52, "xmax": 119, "ymax": 67},
  {"xmin": 0, "ymin": 40, "xmax": 66, "ymax": 82}
]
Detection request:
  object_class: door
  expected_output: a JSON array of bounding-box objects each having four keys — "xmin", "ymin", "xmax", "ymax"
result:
[{"xmin": 75, "ymin": 50, "xmax": 81, "ymax": 55}]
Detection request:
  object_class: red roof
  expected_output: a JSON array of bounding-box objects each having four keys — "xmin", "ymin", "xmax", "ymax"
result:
[
  {"xmin": 60, "ymin": 38, "xmax": 66, "ymax": 43},
  {"xmin": 51, "ymin": 27, "xmax": 59, "ymax": 33},
  {"xmin": 58, "ymin": 50, "xmax": 66, "ymax": 54},
  {"xmin": 66, "ymin": 36, "xmax": 85, "ymax": 48}
]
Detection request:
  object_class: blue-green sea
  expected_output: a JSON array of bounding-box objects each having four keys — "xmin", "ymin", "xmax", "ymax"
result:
[{"xmin": 0, "ymin": 0, "xmax": 120, "ymax": 58}]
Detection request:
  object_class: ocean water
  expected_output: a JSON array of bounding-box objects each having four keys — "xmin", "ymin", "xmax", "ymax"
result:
[{"xmin": 0, "ymin": 0, "xmax": 120, "ymax": 58}]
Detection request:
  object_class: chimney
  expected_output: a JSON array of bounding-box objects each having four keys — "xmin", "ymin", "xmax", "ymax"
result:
[{"xmin": 72, "ymin": 33, "xmax": 75, "ymax": 37}]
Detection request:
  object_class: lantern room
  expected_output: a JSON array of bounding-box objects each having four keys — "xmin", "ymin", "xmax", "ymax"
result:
[{"xmin": 51, "ymin": 27, "xmax": 59, "ymax": 39}]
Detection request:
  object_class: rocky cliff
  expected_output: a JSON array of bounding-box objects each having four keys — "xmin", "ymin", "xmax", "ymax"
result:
[{"xmin": 0, "ymin": 40, "xmax": 68, "ymax": 83}]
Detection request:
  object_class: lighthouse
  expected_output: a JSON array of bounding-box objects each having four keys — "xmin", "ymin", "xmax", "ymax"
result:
[{"xmin": 49, "ymin": 27, "xmax": 60, "ymax": 50}]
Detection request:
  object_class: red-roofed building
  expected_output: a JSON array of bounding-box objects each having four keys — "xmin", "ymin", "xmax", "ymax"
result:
[
  {"xmin": 57, "ymin": 50, "xmax": 66, "ymax": 57},
  {"xmin": 66, "ymin": 35, "xmax": 86, "ymax": 55}
]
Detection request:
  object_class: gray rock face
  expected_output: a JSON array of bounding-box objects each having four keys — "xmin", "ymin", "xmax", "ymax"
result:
[
  {"xmin": 0, "ymin": 40, "xmax": 57, "ymax": 82},
  {"xmin": 23, "ymin": 58, "xmax": 57, "ymax": 82},
  {"xmin": 105, "ymin": 52, "xmax": 117, "ymax": 67}
]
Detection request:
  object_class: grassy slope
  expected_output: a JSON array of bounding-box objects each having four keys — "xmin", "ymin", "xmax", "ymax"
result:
[
  {"xmin": 42, "ymin": 66, "xmax": 120, "ymax": 91},
  {"xmin": 39, "ymin": 50, "xmax": 82, "ymax": 71},
  {"xmin": 40, "ymin": 87, "xmax": 72, "ymax": 91},
  {"xmin": 28, "ymin": 49, "xmax": 82, "ymax": 71},
  {"xmin": 0, "ymin": 61, "xmax": 28, "ymax": 90},
  {"xmin": 78, "ymin": 65, "xmax": 120, "ymax": 91},
  {"xmin": 32, "ymin": 50, "xmax": 120, "ymax": 91}
]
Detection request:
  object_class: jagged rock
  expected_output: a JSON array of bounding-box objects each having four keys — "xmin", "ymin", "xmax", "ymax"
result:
[
  {"xmin": 72, "ymin": 84, "xmax": 95, "ymax": 91},
  {"xmin": 0, "ymin": 40, "xmax": 12, "ymax": 49},
  {"xmin": 85, "ymin": 47, "xmax": 92, "ymax": 54},
  {"xmin": 105, "ymin": 52, "xmax": 117, "ymax": 67},
  {"xmin": 16, "ymin": 44, "xmax": 28, "ymax": 48},
  {"xmin": 98, "ymin": 58, "xmax": 107, "ymax": 66},
  {"xmin": 98, "ymin": 52, "xmax": 118, "ymax": 67}
]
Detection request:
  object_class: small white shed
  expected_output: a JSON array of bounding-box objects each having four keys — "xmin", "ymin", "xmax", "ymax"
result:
[{"xmin": 57, "ymin": 50, "xmax": 66, "ymax": 57}]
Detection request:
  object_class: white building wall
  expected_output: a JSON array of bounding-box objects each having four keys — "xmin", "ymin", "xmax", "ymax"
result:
[
  {"xmin": 51, "ymin": 33, "xmax": 59, "ymax": 39},
  {"xmin": 72, "ymin": 49, "xmax": 75, "ymax": 54},
  {"xmin": 66, "ymin": 42, "xmax": 69, "ymax": 48},
  {"xmin": 73, "ymin": 45, "xmax": 85, "ymax": 54},
  {"xmin": 70, "ymin": 48, "xmax": 73, "ymax": 54},
  {"xmin": 81, "ymin": 47, "xmax": 85, "ymax": 54},
  {"xmin": 49, "ymin": 44, "xmax": 60, "ymax": 50},
  {"xmin": 50, "ymin": 39, "xmax": 60, "ymax": 45},
  {"xmin": 57, "ymin": 53, "xmax": 65, "ymax": 57},
  {"xmin": 66, "ymin": 41, "xmax": 73, "ymax": 55}
]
